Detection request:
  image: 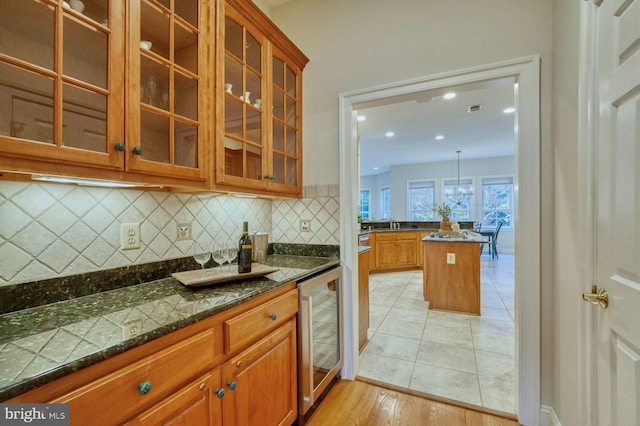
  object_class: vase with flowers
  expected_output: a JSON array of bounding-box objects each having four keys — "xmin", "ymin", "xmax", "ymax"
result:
[{"xmin": 433, "ymin": 203, "xmax": 453, "ymax": 231}]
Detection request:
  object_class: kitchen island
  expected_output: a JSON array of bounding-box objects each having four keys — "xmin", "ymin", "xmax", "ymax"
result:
[{"xmin": 422, "ymin": 232, "xmax": 487, "ymax": 315}]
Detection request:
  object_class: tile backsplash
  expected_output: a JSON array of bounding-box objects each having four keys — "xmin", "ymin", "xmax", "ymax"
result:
[{"xmin": 0, "ymin": 182, "xmax": 340, "ymax": 286}]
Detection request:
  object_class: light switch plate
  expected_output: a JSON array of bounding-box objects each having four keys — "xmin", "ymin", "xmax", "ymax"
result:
[
  {"xmin": 446, "ymin": 253, "xmax": 456, "ymax": 264},
  {"xmin": 120, "ymin": 222, "xmax": 140, "ymax": 250}
]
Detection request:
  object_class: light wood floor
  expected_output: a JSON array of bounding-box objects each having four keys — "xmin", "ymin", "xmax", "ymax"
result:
[{"xmin": 305, "ymin": 380, "xmax": 520, "ymax": 426}]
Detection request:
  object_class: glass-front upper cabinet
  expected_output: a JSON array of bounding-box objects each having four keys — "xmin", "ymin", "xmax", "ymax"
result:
[
  {"xmin": 218, "ymin": 10, "xmax": 265, "ymax": 190},
  {"xmin": 126, "ymin": 0, "xmax": 205, "ymax": 181},
  {"xmin": 269, "ymin": 50, "xmax": 302, "ymax": 194},
  {"xmin": 0, "ymin": 0, "xmax": 125, "ymax": 169}
]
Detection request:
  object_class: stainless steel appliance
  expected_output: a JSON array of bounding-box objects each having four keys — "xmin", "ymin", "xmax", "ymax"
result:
[{"xmin": 297, "ymin": 266, "xmax": 342, "ymax": 423}]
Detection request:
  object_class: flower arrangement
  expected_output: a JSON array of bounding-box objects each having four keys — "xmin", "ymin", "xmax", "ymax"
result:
[{"xmin": 432, "ymin": 203, "xmax": 451, "ymax": 220}]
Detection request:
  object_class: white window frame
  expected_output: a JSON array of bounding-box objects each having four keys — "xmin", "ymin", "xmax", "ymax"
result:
[
  {"xmin": 407, "ymin": 179, "xmax": 437, "ymax": 221},
  {"xmin": 379, "ymin": 186, "xmax": 390, "ymax": 219},
  {"xmin": 441, "ymin": 176, "xmax": 475, "ymax": 221},
  {"xmin": 359, "ymin": 188, "xmax": 371, "ymax": 220},
  {"xmin": 480, "ymin": 175, "xmax": 514, "ymax": 228}
]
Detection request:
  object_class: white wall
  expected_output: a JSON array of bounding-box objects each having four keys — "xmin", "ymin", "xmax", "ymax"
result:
[{"xmin": 269, "ymin": 0, "xmax": 555, "ymax": 421}]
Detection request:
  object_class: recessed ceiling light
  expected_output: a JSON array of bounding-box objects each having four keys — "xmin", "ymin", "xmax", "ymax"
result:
[
  {"xmin": 385, "ymin": 131, "xmax": 395, "ymax": 138},
  {"xmin": 373, "ymin": 167, "xmax": 379, "ymax": 170},
  {"xmin": 357, "ymin": 115, "xmax": 366, "ymax": 122},
  {"xmin": 443, "ymin": 92, "xmax": 456, "ymax": 100},
  {"xmin": 503, "ymin": 107, "xmax": 516, "ymax": 114},
  {"xmin": 435, "ymin": 135, "xmax": 444, "ymax": 140}
]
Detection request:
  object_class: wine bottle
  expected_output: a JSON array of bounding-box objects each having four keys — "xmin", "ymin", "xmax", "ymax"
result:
[{"xmin": 238, "ymin": 221, "xmax": 252, "ymax": 273}]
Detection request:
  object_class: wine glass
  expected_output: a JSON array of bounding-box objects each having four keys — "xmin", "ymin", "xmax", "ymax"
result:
[
  {"xmin": 193, "ymin": 240, "xmax": 211, "ymax": 279},
  {"xmin": 224, "ymin": 240, "xmax": 238, "ymax": 273},
  {"xmin": 211, "ymin": 241, "xmax": 226, "ymax": 274}
]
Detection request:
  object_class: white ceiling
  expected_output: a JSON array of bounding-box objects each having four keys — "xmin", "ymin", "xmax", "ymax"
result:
[{"xmin": 358, "ymin": 78, "xmax": 517, "ymax": 176}]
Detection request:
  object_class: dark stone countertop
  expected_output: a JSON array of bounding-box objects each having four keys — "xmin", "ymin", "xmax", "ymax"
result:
[{"xmin": 0, "ymin": 255, "xmax": 339, "ymax": 401}]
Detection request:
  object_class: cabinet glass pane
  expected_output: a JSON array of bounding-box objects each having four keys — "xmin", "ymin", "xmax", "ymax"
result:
[
  {"xmin": 175, "ymin": 72, "xmax": 197, "ymax": 120},
  {"xmin": 246, "ymin": 71, "xmax": 261, "ymax": 106},
  {"xmin": 62, "ymin": 83, "xmax": 107, "ymax": 152},
  {"xmin": 246, "ymin": 108, "xmax": 261, "ymax": 144},
  {"xmin": 73, "ymin": 0, "xmax": 110, "ymax": 26},
  {"xmin": 273, "ymin": 153, "xmax": 284, "ymax": 185},
  {"xmin": 273, "ymin": 90, "xmax": 284, "ymax": 121},
  {"xmin": 225, "ymin": 96, "xmax": 243, "ymax": 139},
  {"xmin": 63, "ymin": 16, "xmax": 108, "ymax": 89},
  {"xmin": 286, "ymin": 65, "xmax": 296, "ymax": 97},
  {"xmin": 224, "ymin": 56, "xmax": 242, "ymax": 97},
  {"xmin": 224, "ymin": 137, "xmax": 242, "ymax": 177},
  {"xmin": 175, "ymin": 0, "xmax": 198, "ymax": 28},
  {"xmin": 0, "ymin": 0, "xmax": 54, "ymax": 70},
  {"xmin": 175, "ymin": 120, "xmax": 197, "ymax": 168},
  {"xmin": 286, "ymin": 157, "xmax": 297, "ymax": 186},
  {"xmin": 140, "ymin": 56, "xmax": 169, "ymax": 110},
  {"xmin": 246, "ymin": 144, "xmax": 262, "ymax": 180},
  {"xmin": 0, "ymin": 62, "xmax": 54, "ymax": 143},
  {"xmin": 141, "ymin": 0, "xmax": 170, "ymax": 60},
  {"xmin": 286, "ymin": 126, "xmax": 296, "ymax": 155},
  {"xmin": 273, "ymin": 57, "xmax": 284, "ymax": 89},
  {"xmin": 245, "ymin": 32, "xmax": 261, "ymax": 72},
  {"xmin": 174, "ymin": 22, "xmax": 198, "ymax": 74},
  {"xmin": 140, "ymin": 109, "xmax": 169, "ymax": 163},
  {"xmin": 273, "ymin": 121, "xmax": 284, "ymax": 152},
  {"xmin": 286, "ymin": 96, "xmax": 296, "ymax": 127},
  {"xmin": 225, "ymin": 17, "xmax": 243, "ymax": 59}
]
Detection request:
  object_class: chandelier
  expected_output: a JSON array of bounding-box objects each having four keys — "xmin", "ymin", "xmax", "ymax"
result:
[{"xmin": 444, "ymin": 150, "xmax": 473, "ymax": 207}]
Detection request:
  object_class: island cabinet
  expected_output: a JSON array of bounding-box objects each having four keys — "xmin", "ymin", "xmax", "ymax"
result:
[
  {"xmin": 372, "ymin": 232, "xmax": 418, "ymax": 272},
  {"xmin": 8, "ymin": 285, "xmax": 299, "ymax": 426},
  {"xmin": 0, "ymin": 0, "xmax": 212, "ymax": 188},
  {"xmin": 215, "ymin": 0, "xmax": 308, "ymax": 197}
]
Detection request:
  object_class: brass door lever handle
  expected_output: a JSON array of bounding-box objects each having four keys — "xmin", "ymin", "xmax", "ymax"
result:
[{"xmin": 582, "ymin": 285, "xmax": 608, "ymax": 308}]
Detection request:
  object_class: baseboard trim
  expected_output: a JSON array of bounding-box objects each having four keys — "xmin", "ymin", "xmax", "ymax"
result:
[{"xmin": 540, "ymin": 405, "xmax": 561, "ymax": 426}]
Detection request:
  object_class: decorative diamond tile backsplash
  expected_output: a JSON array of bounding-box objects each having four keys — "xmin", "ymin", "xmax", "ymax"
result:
[{"xmin": 0, "ymin": 182, "xmax": 340, "ymax": 286}]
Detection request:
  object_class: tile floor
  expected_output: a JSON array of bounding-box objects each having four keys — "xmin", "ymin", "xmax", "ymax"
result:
[{"xmin": 357, "ymin": 254, "xmax": 516, "ymax": 414}]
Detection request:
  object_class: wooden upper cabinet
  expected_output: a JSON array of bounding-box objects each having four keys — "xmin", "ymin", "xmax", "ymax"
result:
[
  {"xmin": 0, "ymin": 0, "xmax": 125, "ymax": 170},
  {"xmin": 126, "ymin": 0, "xmax": 208, "ymax": 182},
  {"xmin": 216, "ymin": 0, "xmax": 308, "ymax": 197}
]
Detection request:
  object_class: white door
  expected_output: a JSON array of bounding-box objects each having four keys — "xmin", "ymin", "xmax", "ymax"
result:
[{"xmin": 592, "ymin": 0, "xmax": 640, "ymax": 424}]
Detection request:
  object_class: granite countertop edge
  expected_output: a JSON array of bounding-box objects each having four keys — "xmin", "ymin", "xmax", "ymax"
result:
[{"xmin": 0, "ymin": 255, "xmax": 340, "ymax": 401}]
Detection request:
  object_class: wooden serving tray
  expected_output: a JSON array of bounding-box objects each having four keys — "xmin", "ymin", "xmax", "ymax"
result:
[{"xmin": 172, "ymin": 263, "xmax": 280, "ymax": 287}]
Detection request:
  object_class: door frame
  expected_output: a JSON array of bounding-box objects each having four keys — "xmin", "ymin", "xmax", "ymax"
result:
[{"xmin": 338, "ymin": 56, "xmax": 541, "ymax": 424}]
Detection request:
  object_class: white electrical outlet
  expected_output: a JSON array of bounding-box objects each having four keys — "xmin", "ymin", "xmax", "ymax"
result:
[
  {"xmin": 447, "ymin": 253, "xmax": 456, "ymax": 264},
  {"xmin": 120, "ymin": 222, "xmax": 140, "ymax": 250},
  {"xmin": 300, "ymin": 220, "xmax": 311, "ymax": 232},
  {"xmin": 176, "ymin": 222, "xmax": 191, "ymax": 241},
  {"xmin": 122, "ymin": 318, "xmax": 143, "ymax": 339}
]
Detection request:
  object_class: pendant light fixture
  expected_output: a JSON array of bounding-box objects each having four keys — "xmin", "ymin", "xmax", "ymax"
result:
[{"xmin": 444, "ymin": 150, "xmax": 473, "ymax": 207}]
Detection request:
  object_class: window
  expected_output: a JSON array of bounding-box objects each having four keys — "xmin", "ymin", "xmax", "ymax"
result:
[
  {"xmin": 482, "ymin": 176, "xmax": 513, "ymax": 227},
  {"xmin": 408, "ymin": 180, "xmax": 436, "ymax": 220},
  {"xmin": 443, "ymin": 178, "xmax": 474, "ymax": 221},
  {"xmin": 380, "ymin": 186, "xmax": 390, "ymax": 219},
  {"xmin": 360, "ymin": 189, "xmax": 371, "ymax": 219}
]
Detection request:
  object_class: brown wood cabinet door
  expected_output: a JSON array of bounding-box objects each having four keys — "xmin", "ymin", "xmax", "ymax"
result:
[
  {"xmin": 0, "ymin": 0, "xmax": 125, "ymax": 171},
  {"xmin": 222, "ymin": 319, "xmax": 297, "ymax": 426},
  {"xmin": 125, "ymin": 371, "xmax": 223, "ymax": 426},
  {"xmin": 125, "ymin": 0, "xmax": 207, "ymax": 182},
  {"xmin": 397, "ymin": 239, "xmax": 417, "ymax": 266},
  {"xmin": 375, "ymin": 240, "xmax": 398, "ymax": 270}
]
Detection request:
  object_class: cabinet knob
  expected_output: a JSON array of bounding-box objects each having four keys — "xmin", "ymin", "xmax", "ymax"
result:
[
  {"xmin": 264, "ymin": 174, "xmax": 271, "ymax": 180},
  {"xmin": 138, "ymin": 381, "xmax": 152, "ymax": 395},
  {"xmin": 269, "ymin": 313, "xmax": 277, "ymax": 321},
  {"xmin": 270, "ymin": 175, "xmax": 276, "ymax": 181},
  {"xmin": 227, "ymin": 381, "xmax": 237, "ymax": 391},
  {"xmin": 114, "ymin": 142, "xmax": 125, "ymax": 152},
  {"xmin": 236, "ymin": 360, "xmax": 243, "ymax": 367},
  {"xmin": 132, "ymin": 146, "xmax": 142, "ymax": 155},
  {"xmin": 215, "ymin": 388, "xmax": 225, "ymax": 399},
  {"xmin": 199, "ymin": 383, "xmax": 206, "ymax": 391}
]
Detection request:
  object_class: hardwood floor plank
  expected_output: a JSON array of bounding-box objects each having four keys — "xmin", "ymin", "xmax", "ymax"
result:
[{"xmin": 305, "ymin": 380, "xmax": 520, "ymax": 426}]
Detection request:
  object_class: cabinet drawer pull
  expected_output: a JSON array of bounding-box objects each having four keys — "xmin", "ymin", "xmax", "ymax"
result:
[
  {"xmin": 236, "ymin": 360, "xmax": 243, "ymax": 367},
  {"xmin": 227, "ymin": 381, "xmax": 237, "ymax": 391},
  {"xmin": 269, "ymin": 313, "xmax": 277, "ymax": 321},
  {"xmin": 215, "ymin": 388, "xmax": 225, "ymax": 398},
  {"xmin": 199, "ymin": 383, "xmax": 206, "ymax": 391},
  {"xmin": 114, "ymin": 142, "xmax": 125, "ymax": 152},
  {"xmin": 132, "ymin": 146, "xmax": 142, "ymax": 155},
  {"xmin": 138, "ymin": 381, "xmax": 152, "ymax": 395}
]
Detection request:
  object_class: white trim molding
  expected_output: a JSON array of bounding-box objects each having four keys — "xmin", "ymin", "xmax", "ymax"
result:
[
  {"xmin": 541, "ymin": 405, "xmax": 562, "ymax": 426},
  {"xmin": 339, "ymin": 55, "xmax": 541, "ymax": 425}
]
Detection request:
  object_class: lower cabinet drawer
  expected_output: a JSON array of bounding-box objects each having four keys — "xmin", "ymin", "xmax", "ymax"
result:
[
  {"xmin": 53, "ymin": 330, "xmax": 214, "ymax": 426},
  {"xmin": 224, "ymin": 289, "xmax": 298, "ymax": 354}
]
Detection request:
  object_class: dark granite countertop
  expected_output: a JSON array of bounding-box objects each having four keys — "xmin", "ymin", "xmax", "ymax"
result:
[{"xmin": 0, "ymin": 254, "xmax": 339, "ymax": 401}]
